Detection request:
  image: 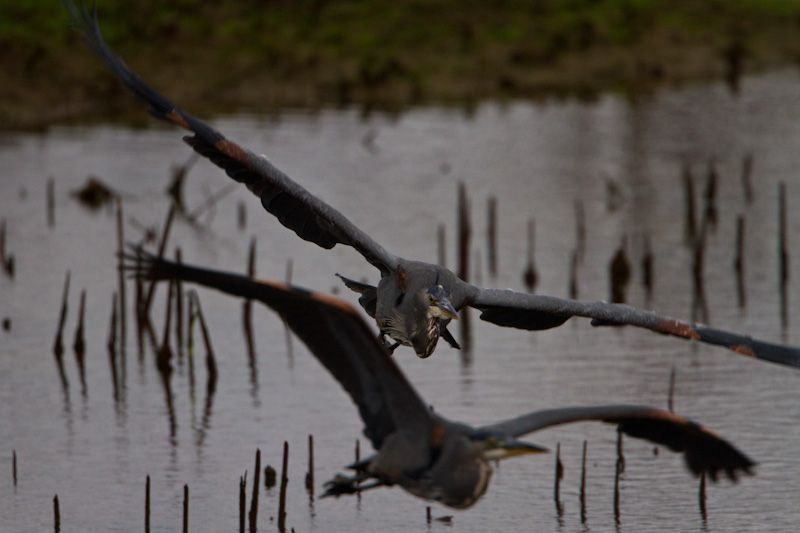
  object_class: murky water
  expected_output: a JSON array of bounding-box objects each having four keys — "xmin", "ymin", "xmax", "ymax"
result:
[{"xmin": 2, "ymin": 70, "xmax": 800, "ymax": 532}]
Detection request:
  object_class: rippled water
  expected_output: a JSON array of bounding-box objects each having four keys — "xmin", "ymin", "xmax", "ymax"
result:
[{"xmin": 1, "ymin": 70, "xmax": 800, "ymax": 532}]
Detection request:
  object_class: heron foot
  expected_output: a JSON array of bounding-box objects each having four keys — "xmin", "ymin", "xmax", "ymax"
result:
[
  {"xmin": 378, "ymin": 332, "xmax": 402, "ymax": 354},
  {"xmin": 322, "ymin": 473, "xmax": 364, "ymax": 498}
]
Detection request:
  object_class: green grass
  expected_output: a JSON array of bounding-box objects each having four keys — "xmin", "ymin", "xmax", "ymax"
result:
[{"xmin": 3, "ymin": 0, "xmax": 800, "ymax": 129}]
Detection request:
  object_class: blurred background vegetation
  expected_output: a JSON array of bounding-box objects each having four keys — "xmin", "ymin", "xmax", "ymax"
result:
[{"xmin": 3, "ymin": 0, "xmax": 800, "ymax": 129}]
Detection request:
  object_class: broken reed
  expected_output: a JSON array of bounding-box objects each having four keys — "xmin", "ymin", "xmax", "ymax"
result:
[
  {"xmin": 779, "ymin": 182, "xmax": 789, "ymax": 328},
  {"xmin": 580, "ymin": 440, "xmax": 587, "ymax": 524},
  {"xmin": 553, "ymin": 442, "xmax": 563, "ymax": 517},
  {"xmin": 278, "ymin": 441, "xmax": 289, "ymax": 533},
  {"xmin": 47, "ymin": 178, "xmax": 55, "ymax": 228},
  {"xmin": 239, "ymin": 473, "xmax": 246, "ymax": 533},
  {"xmin": 53, "ymin": 271, "xmax": 71, "ymax": 392},
  {"xmin": 613, "ymin": 432, "xmax": 625, "ymax": 523},
  {"xmin": 249, "ymin": 449, "xmax": 261, "ymax": 533},
  {"xmin": 116, "ymin": 198, "xmax": 127, "ymax": 373},
  {"xmin": 145, "ymin": 475, "xmax": 151, "ymax": 533},
  {"xmin": 486, "ymin": 195, "xmax": 497, "ymax": 279},
  {"xmin": 174, "ymin": 249, "xmax": 184, "ymax": 363},
  {"xmin": 183, "ymin": 484, "xmax": 189, "ymax": 533},
  {"xmin": 523, "ymin": 218, "xmax": 537, "ymax": 293},
  {"xmin": 305, "ymin": 435, "xmax": 314, "ymax": 495},
  {"xmin": 456, "ymin": 182, "xmax": 472, "ymax": 356},
  {"xmin": 0, "ymin": 218, "xmax": 14, "ymax": 278},
  {"xmin": 54, "ymin": 494, "xmax": 60, "ymax": 533},
  {"xmin": 73, "ymin": 289, "xmax": 87, "ymax": 397},
  {"xmin": 243, "ymin": 238, "xmax": 258, "ymax": 384},
  {"xmin": 107, "ymin": 292, "xmax": 120, "ymax": 402}
]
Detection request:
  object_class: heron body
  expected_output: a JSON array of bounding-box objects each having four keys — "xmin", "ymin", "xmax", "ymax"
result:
[
  {"xmin": 374, "ymin": 261, "xmax": 463, "ymax": 357},
  {"xmin": 385, "ymin": 419, "xmax": 496, "ymax": 509}
]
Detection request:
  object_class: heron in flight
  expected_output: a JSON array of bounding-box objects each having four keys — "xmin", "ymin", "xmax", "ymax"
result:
[
  {"xmin": 66, "ymin": 2, "xmax": 800, "ymax": 366},
  {"xmin": 127, "ymin": 250, "xmax": 754, "ymax": 508}
]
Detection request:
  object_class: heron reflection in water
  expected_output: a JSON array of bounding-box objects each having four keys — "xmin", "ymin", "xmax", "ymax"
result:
[
  {"xmin": 129, "ymin": 252, "xmax": 754, "ymax": 508},
  {"xmin": 65, "ymin": 1, "xmax": 800, "ymax": 367}
]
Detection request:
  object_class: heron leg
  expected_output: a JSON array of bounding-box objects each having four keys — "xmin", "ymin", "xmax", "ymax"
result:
[{"xmin": 441, "ymin": 326, "xmax": 461, "ymax": 350}]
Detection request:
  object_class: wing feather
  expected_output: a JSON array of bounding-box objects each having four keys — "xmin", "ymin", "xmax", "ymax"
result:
[{"xmin": 475, "ymin": 404, "xmax": 755, "ymax": 481}]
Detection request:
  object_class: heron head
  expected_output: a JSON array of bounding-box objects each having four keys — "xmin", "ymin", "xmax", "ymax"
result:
[{"xmin": 425, "ymin": 285, "xmax": 458, "ymax": 320}]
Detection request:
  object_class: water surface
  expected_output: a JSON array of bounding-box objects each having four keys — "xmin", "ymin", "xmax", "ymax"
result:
[{"xmin": 1, "ymin": 71, "xmax": 799, "ymax": 532}]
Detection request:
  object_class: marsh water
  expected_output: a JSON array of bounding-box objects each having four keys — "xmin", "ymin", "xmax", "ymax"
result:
[{"xmin": 2, "ymin": 70, "xmax": 800, "ymax": 532}]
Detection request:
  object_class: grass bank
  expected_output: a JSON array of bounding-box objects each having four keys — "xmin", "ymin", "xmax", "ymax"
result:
[{"xmin": 3, "ymin": 0, "xmax": 800, "ymax": 130}]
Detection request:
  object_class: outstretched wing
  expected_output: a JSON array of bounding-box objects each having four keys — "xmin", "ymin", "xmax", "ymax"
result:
[
  {"xmin": 475, "ymin": 404, "xmax": 755, "ymax": 481},
  {"xmin": 469, "ymin": 288, "xmax": 800, "ymax": 369},
  {"xmin": 65, "ymin": 1, "xmax": 398, "ymax": 273},
  {"xmin": 127, "ymin": 251, "xmax": 431, "ymax": 449}
]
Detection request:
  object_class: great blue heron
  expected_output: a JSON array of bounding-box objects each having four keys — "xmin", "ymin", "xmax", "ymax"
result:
[
  {"xmin": 66, "ymin": 2, "xmax": 800, "ymax": 367},
  {"xmin": 128, "ymin": 250, "xmax": 754, "ymax": 508}
]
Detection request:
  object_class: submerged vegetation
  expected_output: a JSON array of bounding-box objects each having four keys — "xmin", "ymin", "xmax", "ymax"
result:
[{"xmin": 3, "ymin": 0, "xmax": 800, "ymax": 129}]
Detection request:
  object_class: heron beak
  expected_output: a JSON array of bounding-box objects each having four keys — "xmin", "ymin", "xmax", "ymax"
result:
[
  {"xmin": 433, "ymin": 297, "xmax": 459, "ymax": 320},
  {"xmin": 483, "ymin": 439, "xmax": 549, "ymax": 461}
]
